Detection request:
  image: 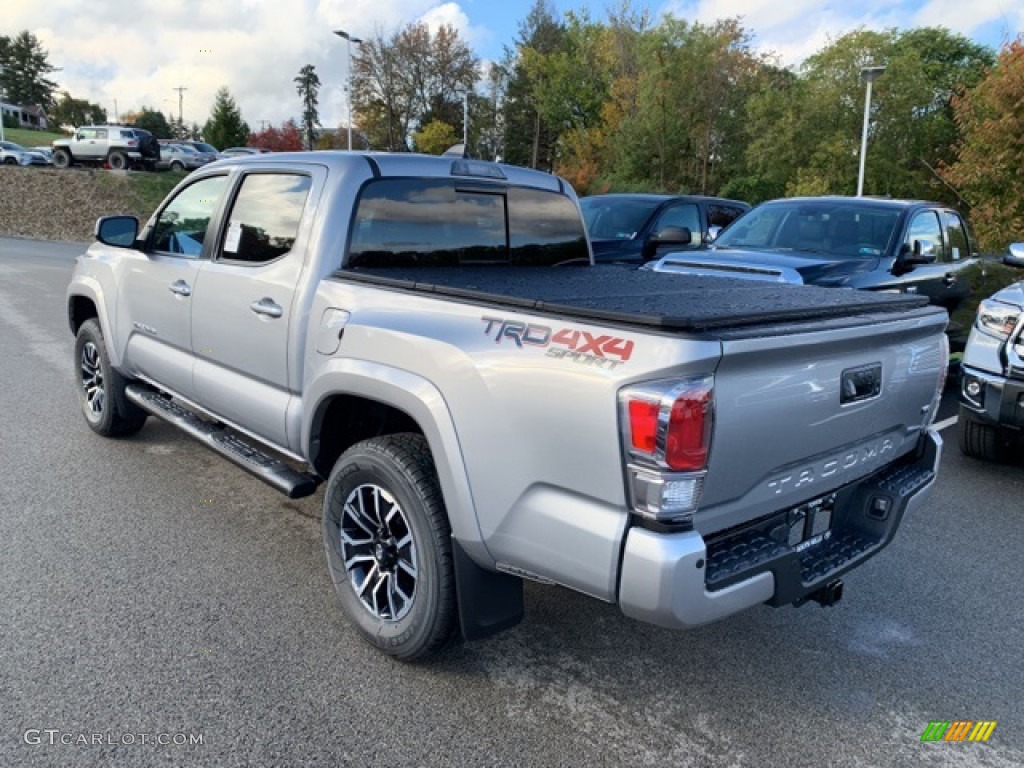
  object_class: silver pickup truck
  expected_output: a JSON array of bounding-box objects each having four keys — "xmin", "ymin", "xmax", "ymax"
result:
[{"xmin": 67, "ymin": 152, "xmax": 947, "ymax": 660}]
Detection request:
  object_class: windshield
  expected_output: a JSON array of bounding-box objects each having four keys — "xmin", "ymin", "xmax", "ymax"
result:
[
  {"xmin": 193, "ymin": 143, "xmax": 218, "ymax": 154},
  {"xmin": 1, "ymin": 142, "xmax": 26, "ymax": 151},
  {"xmin": 713, "ymin": 201, "xmax": 901, "ymax": 258},
  {"xmin": 580, "ymin": 198, "xmax": 662, "ymax": 240}
]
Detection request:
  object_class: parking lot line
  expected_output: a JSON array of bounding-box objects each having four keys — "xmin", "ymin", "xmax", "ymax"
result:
[{"xmin": 933, "ymin": 415, "xmax": 958, "ymax": 432}]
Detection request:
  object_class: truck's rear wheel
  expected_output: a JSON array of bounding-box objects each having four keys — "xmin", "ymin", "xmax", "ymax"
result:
[
  {"xmin": 52, "ymin": 149, "xmax": 71, "ymax": 168},
  {"xmin": 108, "ymin": 151, "xmax": 128, "ymax": 171},
  {"xmin": 322, "ymin": 434, "xmax": 455, "ymax": 660},
  {"xmin": 957, "ymin": 406, "xmax": 1014, "ymax": 462},
  {"xmin": 74, "ymin": 319, "xmax": 147, "ymax": 437}
]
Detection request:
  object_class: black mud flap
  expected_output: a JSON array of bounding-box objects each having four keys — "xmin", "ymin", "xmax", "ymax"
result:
[{"xmin": 452, "ymin": 539, "xmax": 523, "ymax": 642}]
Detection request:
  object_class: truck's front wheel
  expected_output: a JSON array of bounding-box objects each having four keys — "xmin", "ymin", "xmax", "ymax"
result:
[
  {"xmin": 74, "ymin": 319, "xmax": 147, "ymax": 437},
  {"xmin": 957, "ymin": 406, "xmax": 1014, "ymax": 462},
  {"xmin": 322, "ymin": 434, "xmax": 456, "ymax": 660}
]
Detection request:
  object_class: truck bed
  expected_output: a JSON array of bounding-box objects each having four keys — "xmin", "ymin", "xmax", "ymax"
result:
[{"xmin": 335, "ymin": 265, "xmax": 929, "ymax": 332}]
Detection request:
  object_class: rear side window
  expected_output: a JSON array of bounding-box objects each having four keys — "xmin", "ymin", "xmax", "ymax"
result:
[
  {"xmin": 219, "ymin": 173, "xmax": 312, "ymax": 264},
  {"xmin": 942, "ymin": 211, "xmax": 970, "ymax": 261},
  {"xmin": 347, "ymin": 179, "xmax": 587, "ymax": 268},
  {"xmin": 708, "ymin": 204, "xmax": 746, "ymax": 229}
]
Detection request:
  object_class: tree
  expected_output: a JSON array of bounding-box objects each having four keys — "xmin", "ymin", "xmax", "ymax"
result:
[
  {"xmin": 413, "ymin": 119, "xmax": 457, "ymax": 154},
  {"xmin": 501, "ymin": 0, "xmax": 566, "ymax": 169},
  {"xmin": 0, "ymin": 31, "xmax": 59, "ymax": 111},
  {"xmin": 248, "ymin": 119, "xmax": 303, "ymax": 151},
  {"xmin": 132, "ymin": 107, "xmax": 173, "ymax": 139},
  {"xmin": 943, "ymin": 39, "xmax": 1024, "ymax": 250},
  {"xmin": 294, "ymin": 64, "xmax": 321, "ymax": 150},
  {"xmin": 49, "ymin": 91, "xmax": 107, "ymax": 130},
  {"xmin": 203, "ymin": 87, "xmax": 249, "ymax": 150},
  {"xmin": 353, "ymin": 22, "xmax": 478, "ymax": 151}
]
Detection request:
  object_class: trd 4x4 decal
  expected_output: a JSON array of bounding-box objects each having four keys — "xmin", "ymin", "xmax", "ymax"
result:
[{"xmin": 481, "ymin": 316, "xmax": 634, "ymax": 370}]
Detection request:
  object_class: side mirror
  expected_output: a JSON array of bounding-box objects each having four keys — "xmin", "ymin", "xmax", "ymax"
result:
[
  {"xmin": 1004, "ymin": 242, "xmax": 1024, "ymax": 268},
  {"xmin": 643, "ymin": 226, "xmax": 694, "ymax": 261},
  {"xmin": 899, "ymin": 239, "xmax": 937, "ymax": 266},
  {"xmin": 705, "ymin": 225, "xmax": 722, "ymax": 243},
  {"xmin": 95, "ymin": 215, "xmax": 139, "ymax": 248}
]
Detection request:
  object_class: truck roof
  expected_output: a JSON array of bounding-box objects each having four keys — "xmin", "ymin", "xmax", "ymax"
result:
[{"xmin": 209, "ymin": 150, "xmax": 565, "ymax": 192}]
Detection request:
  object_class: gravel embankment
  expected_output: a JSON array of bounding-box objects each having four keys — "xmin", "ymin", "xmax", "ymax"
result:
[{"xmin": 0, "ymin": 166, "xmax": 165, "ymax": 242}]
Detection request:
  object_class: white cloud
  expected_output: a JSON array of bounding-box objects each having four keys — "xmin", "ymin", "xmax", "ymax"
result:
[
  {"xmin": 658, "ymin": 0, "xmax": 1016, "ymax": 66},
  {"xmin": 6, "ymin": 0, "xmax": 478, "ymax": 131}
]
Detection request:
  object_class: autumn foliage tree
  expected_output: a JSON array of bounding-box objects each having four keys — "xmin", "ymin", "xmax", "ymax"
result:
[
  {"xmin": 943, "ymin": 38, "xmax": 1024, "ymax": 251},
  {"xmin": 248, "ymin": 119, "xmax": 303, "ymax": 151}
]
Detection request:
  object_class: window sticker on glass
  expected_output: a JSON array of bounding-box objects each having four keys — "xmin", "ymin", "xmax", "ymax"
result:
[
  {"xmin": 952, "ymin": 247, "xmax": 960, "ymax": 260},
  {"xmin": 224, "ymin": 221, "xmax": 242, "ymax": 253}
]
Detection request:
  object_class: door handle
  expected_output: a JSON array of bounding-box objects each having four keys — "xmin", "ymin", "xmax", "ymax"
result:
[
  {"xmin": 250, "ymin": 298, "xmax": 283, "ymax": 318},
  {"xmin": 168, "ymin": 279, "xmax": 191, "ymax": 297},
  {"xmin": 944, "ymin": 272, "xmax": 957, "ymax": 286}
]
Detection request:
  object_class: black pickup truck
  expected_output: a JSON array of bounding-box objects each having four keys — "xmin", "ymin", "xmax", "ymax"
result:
[
  {"xmin": 651, "ymin": 196, "xmax": 978, "ymax": 344},
  {"xmin": 580, "ymin": 194, "xmax": 750, "ymax": 263}
]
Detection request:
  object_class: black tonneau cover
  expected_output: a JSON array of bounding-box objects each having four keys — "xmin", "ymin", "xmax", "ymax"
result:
[{"xmin": 334, "ymin": 265, "xmax": 930, "ymax": 332}]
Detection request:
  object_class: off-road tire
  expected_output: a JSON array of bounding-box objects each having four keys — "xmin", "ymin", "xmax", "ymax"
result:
[
  {"xmin": 74, "ymin": 319, "xmax": 147, "ymax": 437},
  {"xmin": 322, "ymin": 433, "xmax": 456, "ymax": 661},
  {"xmin": 107, "ymin": 151, "xmax": 128, "ymax": 171},
  {"xmin": 957, "ymin": 406, "xmax": 1014, "ymax": 462},
  {"xmin": 52, "ymin": 148, "xmax": 71, "ymax": 169}
]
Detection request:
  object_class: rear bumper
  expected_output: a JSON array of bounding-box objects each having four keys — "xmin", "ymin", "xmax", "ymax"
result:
[
  {"xmin": 618, "ymin": 429, "xmax": 942, "ymax": 629},
  {"xmin": 960, "ymin": 365, "xmax": 1024, "ymax": 430}
]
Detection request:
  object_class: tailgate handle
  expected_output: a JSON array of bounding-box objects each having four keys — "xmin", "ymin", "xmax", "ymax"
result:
[{"xmin": 840, "ymin": 363, "xmax": 882, "ymax": 404}]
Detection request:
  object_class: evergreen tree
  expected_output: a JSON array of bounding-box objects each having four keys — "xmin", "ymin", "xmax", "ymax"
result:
[
  {"xmin": 203, "ymin": 87, "xmax": 249, "ymax": 150},
  {"xmin": 501, "ymin": 0, "xmax": 565, "ymax": 170},
  {"xmin": 294, "ymin": 64, "xmax": 321, "ymax": 150},
  {"xmin": 132, "ymin": 107, "xmax": 172, "ymax": 138},
  {"xmin": 50, "ymin": 91, "xmax": 107, "ymax": 130},
  {"xmin": 0, "ymin": 30, "xmax": 59, "ymax": 110}
]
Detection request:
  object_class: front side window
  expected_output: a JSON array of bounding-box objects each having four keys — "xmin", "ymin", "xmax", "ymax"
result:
[
  {"xmin": 904, "ymin": 211, "xmax": 945, "ymax": 261},
  {"xmin": 219, "ymin": 173, "xmax": 312, "ymax": 264},
  {"xmin": 654, "ymin": 204, "xmax": 701, "ymax": 244},
  {"xmin": 580, "ymin": 198, "xmax": 661, "ymax": 241},
  {"xmin": 151, "ymin": 175, "xmax": 229, "ymax": 257}
]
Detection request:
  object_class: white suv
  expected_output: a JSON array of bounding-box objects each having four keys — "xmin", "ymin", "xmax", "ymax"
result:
[{"xmin": 52, "ymin": 126, "xmax": 161, "ymax": 171}]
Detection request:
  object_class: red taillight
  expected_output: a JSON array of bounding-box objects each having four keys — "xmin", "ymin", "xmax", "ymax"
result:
[
  {"xmin": 623, "ymin": 377, "xmax": 713, "ymax": 471},
  {"xmin": 665, "ymin": 389, "xmax": 712, "ymax": 470},
  {"xmin": 126, "ymin": 139, "xmax": 137, "ymax": 147},
  {"xmin": 628, "ymin": 399, "xmax": 659, "ymax": 453}
]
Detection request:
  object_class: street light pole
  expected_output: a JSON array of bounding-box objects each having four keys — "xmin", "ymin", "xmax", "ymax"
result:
[
  {"xmin": 334, "ymin": 29, "xmax": 362, "ymax": 151},
  {"xmin": 857, "ymin": 65, "xmax": 886, "ymax": 197}
]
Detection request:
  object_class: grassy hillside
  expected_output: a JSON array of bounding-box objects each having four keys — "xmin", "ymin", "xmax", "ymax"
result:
[{"xmin": 2, "ymin": 126, "xmax": 69, "ymax": 148}]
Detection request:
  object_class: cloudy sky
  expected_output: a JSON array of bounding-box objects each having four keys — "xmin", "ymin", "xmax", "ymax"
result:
[{"xmin": 4, "ymin": 0, "xmax": 1021, "ymax": 130}]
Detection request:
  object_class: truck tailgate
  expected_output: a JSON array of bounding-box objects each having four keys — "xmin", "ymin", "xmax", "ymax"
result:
[{"xmin": 697, "ymin": 306, "xmax": 947, "ymax": 534}]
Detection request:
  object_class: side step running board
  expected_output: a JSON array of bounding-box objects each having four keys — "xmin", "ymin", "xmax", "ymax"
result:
[{"xmin": 125, "ymin": 385, "xmax": 320, "ymax": 499}]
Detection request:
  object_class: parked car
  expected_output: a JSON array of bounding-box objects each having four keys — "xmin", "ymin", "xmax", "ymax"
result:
[
  {"xmin": 156, "ymin": 143, "xmax": 212, "ymax": 172},
  {"xmin": 959, "ymin": 260, "xmax": 1024, "ymax": 461},
  {"xmin": 221, "ymin": 147, "xmax": 272, "ymax": 157},
  {"xmin": 0, "ymin": 140, "xmax": 49, "ymax": 166},
  {"xmin": 68, "ymin": 151, "xmax": 946, "ymax": 660},
  {"xmin": 651, "ymin": 196, "xmax": 979, "ymax": 346},
  {"xmin": 31, "ymin": 146, "xmax": 54, "ymax": 164},
  {"xmin": 580, "ymin": 194, "xmax": 750, "ymax": 263},
  {"xmin": 52, "ymin": 126, "xmax": 161, "ymax": 170},
  {"xmin": 159, "ymin": 139, "xmax": 222, "ymax": 163},
  {"xmin": 1005, "ymin": 242, "xmax": 1024, "ymax": 268}
]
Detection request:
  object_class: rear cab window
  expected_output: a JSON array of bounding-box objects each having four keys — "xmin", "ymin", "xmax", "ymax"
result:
[{"xmin": 346, "ymin": 179, "xmax": 588, "ymax": 268}]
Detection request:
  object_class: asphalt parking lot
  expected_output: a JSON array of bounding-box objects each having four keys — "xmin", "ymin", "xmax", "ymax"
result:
[{"xmin": 1, "ymin": 236, "xmax": 1022, "ymax": 767}]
